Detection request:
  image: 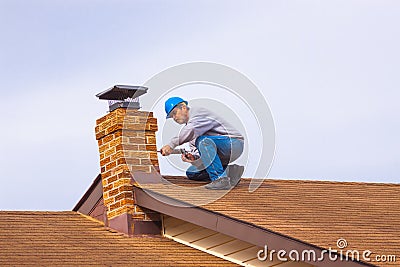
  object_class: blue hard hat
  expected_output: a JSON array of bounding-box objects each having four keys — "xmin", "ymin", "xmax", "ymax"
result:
[{"xmin": 165, "ymin": 97, "xmax": 188, "ymax": 119}]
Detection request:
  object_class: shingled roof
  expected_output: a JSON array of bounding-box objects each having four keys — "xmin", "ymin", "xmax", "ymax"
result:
[
  {"xmin": 0, "ymin": 211, "xmax": 236, "ymax": 266},
  {"xmin": 133, "ymin": 176, "xmax": 400, "ymax": 267},
  {"xmin": 202, "ymin": 178, "xmax": 399, "ymax": 256}
]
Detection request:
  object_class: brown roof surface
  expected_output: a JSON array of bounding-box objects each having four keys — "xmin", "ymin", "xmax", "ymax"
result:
[
  {"xmin": 139, "ymin": 176, "xmax": 400, "ymax": 266},
  {"xmin": 0, "ymin": 211, "xmax": 236, "ymax": 266}
]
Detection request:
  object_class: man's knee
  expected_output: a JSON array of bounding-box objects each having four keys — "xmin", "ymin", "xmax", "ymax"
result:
[
  {"xmin": 195, "ymin": 135, "xmax": 215, "ymax": 148},
  {"xmin": 186, "ymin": 165, "xmax": 199, "ymax": 179},
  {"xmin": 186, "ymin": 169, "xmax": 198, "ymax": 180},
  {"xmin": 186, "ymin": 166, "xmax": 210, "ymax": 181}
]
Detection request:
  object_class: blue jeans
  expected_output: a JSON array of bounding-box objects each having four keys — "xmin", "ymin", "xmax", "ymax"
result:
[{"xmin": 186, "ymin": 135, "xmax": 244, "ymax": 181}]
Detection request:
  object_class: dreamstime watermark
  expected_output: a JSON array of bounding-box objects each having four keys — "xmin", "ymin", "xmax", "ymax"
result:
[
  {"xmin": 124, "ymin": 62, "xmax": 276, "ymax": 207},
  {"xmin": 257, "ymin": 238, "xmax": 397, "ymax": 264}
]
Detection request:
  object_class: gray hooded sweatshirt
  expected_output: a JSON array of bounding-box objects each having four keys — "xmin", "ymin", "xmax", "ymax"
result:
[{"xmin": 167, "ymin": 106, "xmax": 244, "ymax": 156}]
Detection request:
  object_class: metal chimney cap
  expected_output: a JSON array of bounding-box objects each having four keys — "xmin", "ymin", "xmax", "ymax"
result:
[{"xmin": 96, "ymin": 85, "xmax": 148, "ymax": 101}]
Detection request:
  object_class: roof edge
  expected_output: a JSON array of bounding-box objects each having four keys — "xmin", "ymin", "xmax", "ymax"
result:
[
  {"xmin": 134, "ymin": 186, "xmax": 375, "ymax": 267},
  {"xmin": 72, "ymin": 174, "xmax": 102, "ymax": 212}
]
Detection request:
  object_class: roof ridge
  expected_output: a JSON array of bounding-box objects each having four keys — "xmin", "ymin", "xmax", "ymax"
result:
[
  {"xmin": 162, "ymin": 175, "xmax": 400, "ymax": 186},
  {"xmin": 251, "ymin": 178, "xmax": 400, "ymax": 186},
  {"xmin": 0, "ymin": 211, "xmax": 77, "ymax": 214},
  {"xmin": 76, "ymin": 211, "xmax": 105, "ymax": 226}
]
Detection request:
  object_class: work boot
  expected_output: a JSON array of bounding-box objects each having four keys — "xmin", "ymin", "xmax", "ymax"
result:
[
  {"xmin": 204, "ymin": 177, "xmax": 231, "ymax": 190},
  {"xmin": 226, "ymin": 164, "xmax": 244, "ymax": 187}
]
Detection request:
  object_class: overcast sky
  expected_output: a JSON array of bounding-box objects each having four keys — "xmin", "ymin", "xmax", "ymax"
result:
[{"xmin": 1, "ymin": 0, "xmax": 399, "ymax": 210}]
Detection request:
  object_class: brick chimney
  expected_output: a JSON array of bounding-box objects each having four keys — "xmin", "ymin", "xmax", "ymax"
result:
[{"xmin": 94, "ymin": 85, "xmax": 161, "ymax": 235}]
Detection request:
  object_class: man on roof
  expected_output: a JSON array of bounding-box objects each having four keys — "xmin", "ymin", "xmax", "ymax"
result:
[{"xmin": 160, "ymin": 97, "xmax": 244, "ymax": 190}]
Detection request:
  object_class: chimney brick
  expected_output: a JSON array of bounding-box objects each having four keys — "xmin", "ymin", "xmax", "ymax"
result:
[{"xmin": 95, "ymin": 107, "xmax": 161, "ymax": 235}]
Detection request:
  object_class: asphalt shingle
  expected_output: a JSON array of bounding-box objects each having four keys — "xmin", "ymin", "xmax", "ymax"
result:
[{"xmin": 0, "ymin": 211, "xmax": 236, "ymax": 266}]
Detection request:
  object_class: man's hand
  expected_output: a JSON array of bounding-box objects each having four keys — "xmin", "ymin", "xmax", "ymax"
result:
[
  {"xmin": 181, "ymin": 153, "xmax": 195, "ymax": 163},
  {"xmin": 160, "ymin": 145, "xmax": 173, "ymax": 156}
]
